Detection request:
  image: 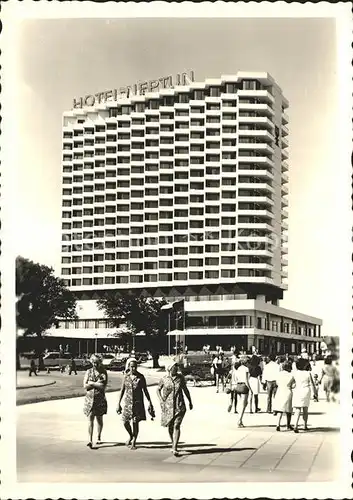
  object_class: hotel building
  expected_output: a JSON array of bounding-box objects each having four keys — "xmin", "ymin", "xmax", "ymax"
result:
[{"xmin": 50, "ymin": 72, "xmax": 321, "ymax": 355}]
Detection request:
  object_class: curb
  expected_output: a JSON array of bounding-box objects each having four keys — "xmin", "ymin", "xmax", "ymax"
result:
[{"xmin": 16, "ymin": 381, "xmax": 57, "ymax": 391}]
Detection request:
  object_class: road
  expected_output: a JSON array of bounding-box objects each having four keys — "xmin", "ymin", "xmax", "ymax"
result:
[{"xmin": 17, "ymin": 386, "xmax": 341, "ymax": 484}]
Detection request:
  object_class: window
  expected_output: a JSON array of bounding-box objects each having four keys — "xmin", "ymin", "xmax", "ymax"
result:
[
  {"xmin": 221, "ymin": 269, "xmax": 236, "ymax": 278},
  {"xmin": 130, "ymin": 262, "xmax": 143, "ymax": 271},
  {"xmin": 209, "ymin": 86, "xmax": 221, "ymax": 97},
  {"xmin": 189, "ymin": 245, "xmax": 203, "ymax": 254},
  {"xmin": 193, "ymin": 90, "xmax": 205, "ymax": 100},
  {"xmin": 144, "ymin": 262, "xmax": 157, "ymax": 270},
  {"xmin": 159, "ymin": 235, "xmax": 173, "ymax": 244},
  {"xmin": 174, "ymin": 221, "xmax": 188, "ymax": 230},
  {"xmin": 205, "ymin": 270, "xmax": 219, "ymax": 279},
  {"xmin": 190, "ymin": 131, "xmax": 204, "ymax": 139},
  {"xmin": 174, "ymin": 272, "xmax": 188, "ymax": 280},
  {"xmin": 174, "ymin": 247, "xmax": 188, "ymax": 255},
  {"xmin": 144, "ymin": 274, "xmax": 157, "ymax": 282},
  {"xmin": 189, "ymin": 271, "xmax": 203, "ymax": 280}
]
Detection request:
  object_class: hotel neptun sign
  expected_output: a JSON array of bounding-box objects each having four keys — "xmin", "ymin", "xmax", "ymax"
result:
[{"xmin": 72, "ymin": 70, "xmax": 195, "ymax": 109}]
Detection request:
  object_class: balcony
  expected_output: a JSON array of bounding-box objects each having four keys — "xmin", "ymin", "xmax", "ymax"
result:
[
  {"xmin": 237, "ymin": 276, "xmax": 275, "ymax": 285},
  {"xmin": 237, "ymin": 262, "xmax": 273, "ymax": 271},
  {"xmin": 238, "ymin": 156, "xmax": 274, "ymax": 168},
  {"xmin": 237, "ymin": 90, "xmax": 274, "ymax": 104},
  {"xmin": 238, "ymin": 196, "xmax": 274, "ymax": 206},
  {"xmin": 238, "ymin": 182, "xmax": 274, "ymax": 193},
  {"xmin": 237, "ymin": 248, "xmax": 274, "ymax": 257},
  {"xmin": 282, "ymin": 112, "xmax": 289, "ymax": 124},
  {"xmin": 238, "ymin": 142, "xmax": 274, "ymax": 155},
  {"xmin": 238, "ymin": 116, "xmax": 274, "ymax": 130},
  {"xmin": 238, "ymin": 167, "xmax": 274, "ymax": 180},
  {"xmin": 238, "ymin": 103, "xmax": 274, "ymax": 117},
  {"xmin": 238, "ymin": 235, "xmax": 273, "ymax": 245},
  {"xmin": 282, "ymin": 124, "xmax": 289, "ymax": 136},
  {"xmin": 237, "ymin": 222, "xmax": 273, "ymax": 231},
  {"xmin": 238, "ymin": 129, "xmax": 274, "ymax": 143},
  {"xmin": 238, "ymin": 208, "xmax": 274, "ymax": 219}
]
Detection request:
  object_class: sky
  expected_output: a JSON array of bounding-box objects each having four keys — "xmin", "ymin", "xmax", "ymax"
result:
[{"xmin": 11, "ymin": 17, "xmax": 351, "ymax": 337}]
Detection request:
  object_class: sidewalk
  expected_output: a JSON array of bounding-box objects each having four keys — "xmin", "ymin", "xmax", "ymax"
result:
[{"xmin": 17, "ymin": 386, "xmax": 341, "ymax": 483}]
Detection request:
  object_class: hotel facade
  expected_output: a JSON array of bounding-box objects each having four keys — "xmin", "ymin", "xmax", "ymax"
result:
[{"xmin": 49, "ymin": 72, "xmax": 322, "ymax": 355}]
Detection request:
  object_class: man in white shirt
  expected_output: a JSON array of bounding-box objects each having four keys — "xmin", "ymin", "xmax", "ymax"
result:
[{"xmin": 262, "ymin": 353, "xmax": 280, "ymax": 413}]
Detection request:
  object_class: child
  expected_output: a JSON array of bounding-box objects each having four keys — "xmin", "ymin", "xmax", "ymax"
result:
[
  {"xmin": 273, "ymin": 360, "xmax": 295, "ymax": 431},
  {"xmin": 226, "ymin": 361, "xmax": 240, "ymax": 413}
]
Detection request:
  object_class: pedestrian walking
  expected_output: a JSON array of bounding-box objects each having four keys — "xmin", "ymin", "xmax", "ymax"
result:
[
  {"xmin": 226, "ymin": 361, "xmax": 240, "ymax": 413},
  {"xmin": 319, "ymin": 356, "xmax": 339, "ymax": 402},
  {"xmin": 292, "ymin": 358, "xmax": 317, "ymax": 432},
  {"xmin": 117, "ymin": 358, "xmax": 154, "ymax": 450},
  {"xmin": 273, "ymin": 361, "xmax": 295, "ymax": 431},
  {"xmin": 248, "ymin": 355, "xmax": 262, "ymax": 413},
  {"xmin": 262, "ymin": 354, "xmax": 280, "ymax": 413},
  {"xmin": 157, "ymin": 360, "xmax": 193, "ymax": 457},
  {"xmin": 28, "ymin": 359, "xmax": 38, "ymax": 377},
  {"xmin": 235, "ymin": 356, "xmax": 252, "ymax": 428},
  {"xmin": 230, "ymin": 349, "xmax": 239, "ymax": 367},
  {"xmin": 83, "ymin": 354, "xmax": 108, "ymax": 448},
  {"xmin": 213, "ymin": 352, "xmax": 226, "ymax": 393},
  {"xmin": 69, "ymin": 356, "xmax": 77, "ymax": 375}
]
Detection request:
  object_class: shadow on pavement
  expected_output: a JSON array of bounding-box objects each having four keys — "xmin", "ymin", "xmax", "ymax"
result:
[
  {"xmin": 186, "ymin": 446, "xmax": 256, "ymax": 455},
  {"xmin": 94, "ymin": 442, "xmax": 125, "ymax": 449},
  {"xmin": 245, "ymin": 424, "xmax": 278, "ymax": 428},
  {"xmin": 304, "ymin": 427, "xmax": 340, "ymax": 433},
  {"xmin": 139, "ymin": 442, "xmax": 216, "ymax": 450}
]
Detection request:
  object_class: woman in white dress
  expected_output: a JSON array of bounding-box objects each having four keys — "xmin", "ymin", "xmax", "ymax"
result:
[
  {"xmin": 292, "ymin": 358, "xmax": 317, "ymax": 433},
  {"xmin": 273, "ymin": 361, "xmax": 295, "ymax": 431}
]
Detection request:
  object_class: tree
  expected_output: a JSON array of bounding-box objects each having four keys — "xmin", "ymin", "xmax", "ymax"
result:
[
  {"xmin": 16, "ymin": 256, "xmax": 78, "ymax": 369},
  {"xmin": 97, "ymin": 294, "xmax": 168, "ymax": 368}
]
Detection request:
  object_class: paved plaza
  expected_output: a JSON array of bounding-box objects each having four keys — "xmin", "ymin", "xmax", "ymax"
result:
[{"xmin": 17, "ymin": 384, "xmax": 341, "ymax": 483}]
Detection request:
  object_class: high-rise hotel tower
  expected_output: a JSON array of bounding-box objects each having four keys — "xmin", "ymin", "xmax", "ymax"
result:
[{"xmin": 55, "ymin": 72, "xmax": 321, "ymax": 355}]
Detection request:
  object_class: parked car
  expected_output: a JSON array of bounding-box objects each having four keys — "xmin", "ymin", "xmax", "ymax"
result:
[
  {"xmin": 42, "ymin": 352, "xmax": 90, "ymax": 370},
  {"xmin": 100, "ymin": 353, "xmax": 117, "ymax": 367},
  {"xmin": 108, "ymin": 358, "xmax": 127, "ymax": 372}
]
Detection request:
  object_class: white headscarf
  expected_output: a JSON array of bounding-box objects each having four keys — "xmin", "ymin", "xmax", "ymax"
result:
[
  {"xmin": 125, "ymin": 357, "xmax": 137, "ymax": 372},
  {"xmin": 165, "ymin": 359, "xmax": 178, "ymax": 374}
]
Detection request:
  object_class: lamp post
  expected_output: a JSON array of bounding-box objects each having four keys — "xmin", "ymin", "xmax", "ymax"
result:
[
  {"xmin": 161, "ymin": 303, "xmax": 173, "ymax": 357},
  {"xmin": 94, "ymin": 332, "xmax": 98, "ymax": 354}
]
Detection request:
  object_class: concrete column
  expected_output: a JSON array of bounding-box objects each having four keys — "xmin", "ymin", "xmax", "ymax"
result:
[{"xmin": 247, "ymin": 334, "xmax": 256, "ymax": 351}]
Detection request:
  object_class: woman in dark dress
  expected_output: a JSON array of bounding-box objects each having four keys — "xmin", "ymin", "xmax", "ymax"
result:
[
  {"xmin": 83, "ymin": 354, "xmax": 108, "ymax": 448},
  {"xmin": 117, "ymin": 358, "xmax": 154, "ymax": 450},
  {"xmin": 157, "ymin": 361, "xmax": 193, "ymax": 456},
  {"xmin": 248, "ymin": 355, "xmax": 262, "ymax": 413}
]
